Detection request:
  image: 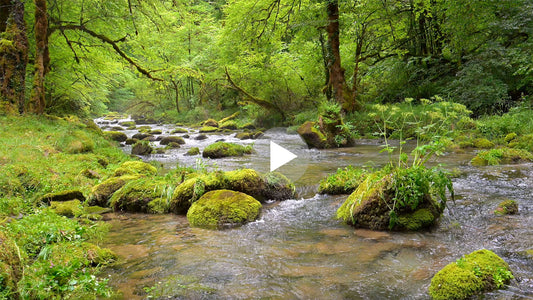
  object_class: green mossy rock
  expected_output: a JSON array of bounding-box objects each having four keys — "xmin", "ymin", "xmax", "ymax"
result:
[
  {"xmin": 219, "ymin": 120, "xmax": 238, "ymax": 130},
  {"xmin": 0, "ymin": 230, "xmax": 22, "ymax": 297},
  {"xmin": 336, "ymin": 170, "xmax": 445, "ymax": 231},
  {"xmin": 50, "ymin": 200, "xmax": 83, "ymax": 217},
  {"xmin": 471, "ymin": 147, "xmax": 533, "ymax": 166},
  {"xmin": 40, "ymin": 189, "xmax": 86, "ymax": 204},
  {"xmin": 225, "ymin": 169, "xmax": 265, "ymax": 200},
  {"xmin": 109, "ymin": 178, "xmax": 170, "ymax": 213},
  {"xmin": 149, "ymin": 129, "xmax": 162, "ymax": 135},
  {"xmin": 89, "ymin": 175, "xmax": 140, "ymax": 206},
  {"xmin": 187, "ymin": 190, "xmax": 261, "ymax": 229},
  {"xmin": 297, "ymin": 121, "xmax": 328, "ymax": 149},
  {"xmin": 160, "ymin": 136, "xmax": 185, "ymax": 145},
  {"xmin": 104, "ymin": 131, "xmax": 128, "ymax": 142},
  {"xmin": 113, "ymin": 161, "xmax": 157, "ymax": 177},
  {"xmin": 132, "ymin": 141, "xmax": 153, "ymax": 155},
  {"xmin": 240, "ymin": 123, "xmax": 256, "ymax": 130},
  {"xmin": 165, "ymin": 142, "xmax": 181, "ymax": 149},
  {"xmin": 184, "ymin": 147, "xmax": 200, "ymax": 156},
  {"xmin": 202, "ymin": 119, "xmax": 219, "ymax": 127},
  {"xmin": 318, "ymin": 166, "xmax": 370, "ymax": 195},
  {"xmin": 429, "ymin": 249, "xmax": 513, "ymax": 300},
  {"xmin": 170, "ymin": 172, "xmax": 228, "ymax": 214},
  {"xmin": 199, "ymin": 126, "xmax": 218, "ymax": 133},
  {"xmin": 119, "ymin": 121, "xmax": 136, "ymax": 127},
  {"xmin": 262, "ymin": 172, "xmax": 296, "ymax": 200},
  {"xmin": 202, "ymin": 142, "xmax": 253, "ymax": 159},
  {"xmin": 171, "ymin": 128, "xmax": 188, "ymax": 134},
  {"xmin": 504, "ymin": 132, "xmax": 517, "ymax": 143},
  {"xmin": 494, "ymin": 199, "xmax": 518, "ymax": 215},
  {"xmin": 473, "ymin": 138, "xmax": 495, "ymax": 149}
]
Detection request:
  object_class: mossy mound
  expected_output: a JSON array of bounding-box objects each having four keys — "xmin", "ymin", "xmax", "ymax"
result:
[
  {"xmin": 171, "ymin": 128, "xmax": 188, "ymax": 134},
  {"xmin": 219, "ymin": 121, "xmax": 238, "ymax": 130},
  {"xmin": 104, "ymin": 131, "xmax": 128, "ymax": 142},
  {"xmin": 170, "ymin": 169, "xmax": 295, "ymax": 214},
  {"xmin": 132, "ymin": 141, "xmax": 154, "ymax": 155},
  {"xmin": 56, "ymin": 130, "xmax": 95, "ymax": 154},
  {"xmin": 202, "ymin": 142, "xmax": 253, "ymax": 159},
  {"xmin": 336, "ymin": 167, "xmax": 450, "ymax": 231},
  {"xmin": 132, "ymin": 132, "xmax": 152, "ymax": 140},
  {"xmin": 471, "ymin": 147, "xmax": 533, "ymax": 166},
  {"xmin": 0, "ymin": 230, "xmax": 22, "ymax": 297},
  {"xmin": 113, "ymin": 161, "xmax": 157, "ymax": 177},
  {"xmin": 186, "ymin": 190, "xmax": 261, "ymax": 229},
  {"xmin": 318, "ymin": 166, "xmax": 370, "ymax": 195},
  {"xmin": 297, "ymin": 121, "xmax": 328, "ymax": 149},
  {"xmin": 429, "ymin": 249, "xmax": 513, "ymax": 300},
  {"xmin": 109, "ymin": 178, "xmax": 170, "ymax": 213},
  {"xmin": 494, "ymin": 199, "xmax": 518, "ymax": 215},
  {"xmin": 261, "ymin": 172, "xmax": 296, "ymax": 200},
  {"xmin": 40, "ymin": 189, "xmax": 86, "ymax": 204},
  {"xmin": 202, "ymin": 119, "xmax": 219, "ymax": 127},
  {"xmin": 50, "ymin": 200, "xmax": 83, "ymax": 217},
  {"xmin": 235, "ymin": 131, "xmax": 263, "ymax": 140},
  {"xmin": 119, "ymin": 121, "xmax": 136, "ymax": 127},
  {"xmin": 473, "ymin": 138, "xmax": 495, "ymax": 149},
  {"xmin": 160, "ymin": 136, "xmax": 185, "ymax": 145},
  {"xmin": 199, "ymin": 126, "xmax": 219, "ymax": 133},
  {"xmin": 185, "ymin": 147, "xmax": 200, "ymax": 156},
  {"xmin": 89, "ymin": 175, "xmax": 140, "ymax": 207}
]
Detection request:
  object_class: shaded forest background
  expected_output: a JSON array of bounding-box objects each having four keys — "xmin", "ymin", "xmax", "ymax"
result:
[{"xmin": 1, "ymin": 0, "xmax": 532, "ymax": 126}]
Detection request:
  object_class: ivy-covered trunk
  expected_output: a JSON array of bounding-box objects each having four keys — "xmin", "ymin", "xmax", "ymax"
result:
[{"xmin": 0, "ymin": 0, "xmax": 28, "ymax": 114}]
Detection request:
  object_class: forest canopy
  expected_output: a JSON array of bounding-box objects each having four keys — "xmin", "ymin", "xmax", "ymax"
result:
[{"xmin": 1, "ymin": 0, "xmax": 531, "ymax": 124}]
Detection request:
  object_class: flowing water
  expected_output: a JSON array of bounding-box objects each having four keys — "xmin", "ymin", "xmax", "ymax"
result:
[{"xmin": 96, "ymin": 118, "xmax": 533, "ymax": 299}]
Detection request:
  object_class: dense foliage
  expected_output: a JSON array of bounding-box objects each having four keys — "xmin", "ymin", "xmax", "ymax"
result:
[{"xmin": 0, "ymin": 0, "xmax": 531, "ymax": 123}]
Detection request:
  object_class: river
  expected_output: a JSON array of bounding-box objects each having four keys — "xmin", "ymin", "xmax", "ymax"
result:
[{"xmin": 96, "ymin": 117, "xmax": 533, "ymax": 299}]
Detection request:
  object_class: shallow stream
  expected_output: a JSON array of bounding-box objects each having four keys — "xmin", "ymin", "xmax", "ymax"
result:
[{"xmin": 96, "ymin": 117, "xmax": 533, "ymax": 299}]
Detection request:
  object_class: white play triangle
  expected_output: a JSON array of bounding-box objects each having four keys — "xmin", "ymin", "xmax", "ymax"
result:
[{"xmin": 270, "ymin": 141, "xmax": 297, "ymax": 172}]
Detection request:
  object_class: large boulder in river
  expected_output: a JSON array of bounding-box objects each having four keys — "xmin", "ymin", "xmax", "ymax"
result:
[
  {"xmin": 202, "ymin": 118, "xmax": 219, "ymax": 127},
  {"xmin": 336, "ymin": 167, "xmax": 450, "ymax": 231},
  {"xmin": 187, "ymin": 190, "xmax": 262, "ymax": 229},
  {"xmin": 429, "ymin": 249, "xmax": 513, "ymax": 300},
  {"xmin": 104, "ymin": 131, "xmax": 128, "ymax": 142},
  {"xmin": 131, "ymin": 141, "xmax": 153, "ymax": 156},
  {"xmin": 297, "ymin": 121, "xmax": 328, "ymax": 149},
  {"xmin": 109, "ymin": 178, "xmax": 169, "ymax": 213}
]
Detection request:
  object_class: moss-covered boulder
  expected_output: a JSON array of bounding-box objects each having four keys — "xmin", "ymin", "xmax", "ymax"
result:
[
  {"xmin": 40, "ymin": 189, "xmax": 86, "ymax": 204},
  {"xmin": 187, "ymin": 190, "xmax": 261, "ymax": 229},
  {"xmin": 202, "ymin": 119, "xmax": 219, "ymax": 127},
  {"xmin": 261, "ymin": 172, "xmax": 296, "ymax": 200},
  {"xmin": 429, "ymin": 249, "xmax": 513, "ymax": 300},
  {"xmin": 336, "ymin": 167, "xmax": 450, "ymax": 231},
  {"xmin": 225, "ymin": 169, "xmax": 265, "ymax": 200},
  {"xmin": 473, "ymin": 138, "xmax": 495, "ymax": 149},
  {"xmin": 170, "ymin": 172, "xmax": 228, "ymax": 214},
  {"xmin": 50, "ymin": 200, "xmax": 83, "ymax": 217},
  {"xmin": 171, "ymin": 127, "xmax": 188, "ymax": 134},
  {"xmin": 119, "ymin": 121, "xmax": 136, "ymax": 127},
  {"xmin": 104, "ymin": 131, "xmax": 128, "ymax": 142},
  {"xmin": 199, "ymin": 126, "xmax": 218, "ymax": 133},
  {"xmin": 471, "ymin": 147, "xmax": 533, "ymax": 166},
  {"xmin": 0, "ymin": 230, "xmax": 22, "ymax": 297},
  {"xmin": 132, "ymin": 133, "xmax": 152, "ymax": 140},
  {"xmin": 494, "ymin": 199, "xmax": 518, "ymax": 215},
  {"xmin": 89, "ymin": 175, "xmax": 140, "ymax": 206},
  {"xmin": 109, "ymin": 178, "xmax": 170, "ymax": 213},
  {"xmin": 219, "ymin": 121, "xmax": 238, "ymax": 130},
  {"xmin": 240, "ymin": 123, "xmax": 256, "ymax": 130},
  {"xmin": 202, "ymin": 142, "xmax": 253, "ymax": 159},
  {"xmin": 318, "ymin": 166, "xmax": 370, "ymax": 195},
  {"xmin": 113, "ymin": 161, "xmax": 157, "ymax": 177},
  {"xmin": 297, "ymin": 121, "xmax": 328, "ymax": 149},
  {"xmin": 184, "ymin": 147, "xmax": 200, "ymax": 156},
  {"xmin": 160, "ymin": 136, "xmax": 185, "ymax": 145},
  {"xmin": 132, "ymin": 141, "xmax": 153, "ymax": 155},
  {"xmin": 235, "ymin": 131, "xmax": 263, "ymax": 140}
]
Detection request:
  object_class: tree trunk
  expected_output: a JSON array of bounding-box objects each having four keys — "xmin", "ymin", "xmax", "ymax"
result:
[
  {"xmin": 325, "ymin": 0, "xmax": 348, "ymax": 111},
  {"xmin": 30, "ymin": 0, "xmax": 50, "ymax": 115},
  {"xmin": 0, "ymin": 0, "xmax": 28, "ymax": 114},
  {"xmin": 170, "ymin": 80, "xmax": 180, "ymax": 113}
]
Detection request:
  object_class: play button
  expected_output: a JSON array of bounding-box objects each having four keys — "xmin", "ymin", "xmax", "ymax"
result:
[{"xmin": 270, "ymin": 141, "xmax": 297, "ymax": 172}]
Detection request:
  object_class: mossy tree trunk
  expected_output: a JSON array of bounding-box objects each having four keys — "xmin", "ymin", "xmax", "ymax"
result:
[
  {"xmin": 30, "ymin": 0, "xmax": 50, "ymax": 115},
  {"xmin": 325, "ymin": 0, "xmax": 346, "ymax": 109},
  {"xmin": 0, "ymin": 0, "xmax": 28, "ymax": 114}
]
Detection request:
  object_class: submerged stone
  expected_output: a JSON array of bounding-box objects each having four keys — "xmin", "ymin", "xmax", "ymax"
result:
[{"xmin": 187, "ymin": 190, "xmax": 261, "ymax": 229}]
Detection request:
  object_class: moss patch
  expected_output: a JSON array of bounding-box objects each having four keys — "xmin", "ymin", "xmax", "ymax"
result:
[
  {"xmin": 471, "ymin": 147, "xmax": 533, "ymax": 166},
  {"xmin": 185, "ymin": 147, "xmax": 200, "ymax": 156},
  {"xmin": 104, "ymin": 131, "xmax": 127, "ymax": 142},
  {"xmin": 186, "ymin": 190, "xmax": 261, "ymax": 229},
  {"xmin": 318, "ymin": 166, "xmax": 370, "ymax": 195},
  {"xmin": 0, "ymin": 230, "xmax": 22, "ymax": 297},
  {"xmin": 297, "ymin": 121, "xmax": 328, "ymax": 149},
  {"xmin": 50, "ymin": 200, "xmax": 83, "ymax": 217},
  {"xmin": 199, "ymin": 126, "xmax": 218, "ymax": 133},
  {"xmin": 202, "ymin": 142, "xmax": 253, "ymax": 159},
  {"xmin": 109, "ymin": 178, "xmax": 171, "ymax": 213},
  {"xmin": 494, "ymin": 199, "xmax": 518, "ymax": 215},
  {"xmin": 429, "ymin": 249, "xmax": 513, "ymax": 300},
  {"xmin": 113, "ymin": 161, "xmax": 157, "ymax": 177},
  {"xmin": 89, "ymin": 175, "xmax": 140, "ymax": 207}
]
